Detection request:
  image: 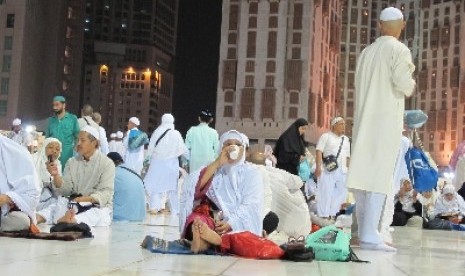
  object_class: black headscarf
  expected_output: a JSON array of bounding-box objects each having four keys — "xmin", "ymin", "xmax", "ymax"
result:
[
  {"xmin": 273, "ymin": 118, "xmax": 308, "ymax": 175},
  {"xmin": 275, "ymin": 118, "xmax": 308, "ymax": 156}
]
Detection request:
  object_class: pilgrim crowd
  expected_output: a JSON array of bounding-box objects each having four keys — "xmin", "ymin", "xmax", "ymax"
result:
[{"xmin": 1, "ymin": 7, "xmax": 465, "ymax": 256}]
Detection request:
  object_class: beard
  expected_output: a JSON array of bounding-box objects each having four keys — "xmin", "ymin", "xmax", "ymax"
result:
[{"xmin": 54, "ymin": 108, "xmax": 64, "ymax": 115}]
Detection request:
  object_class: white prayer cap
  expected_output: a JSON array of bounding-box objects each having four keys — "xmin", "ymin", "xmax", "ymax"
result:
[
  {"xmin": 81, "ymin": 125, "xmax": 100, "ymax": 141},
  {"xmin": 116, "ymin": 131, "xmax": 124, "ymax": 138},
  {"xmin": 110, "ymin": 133, "xmax": 116, "ymax": 139},
  {"xmin": 161, "ymin": 113, "xmax": 175, "ymax": 124},
  {"xmin": 379, "ymin": 7, "xmax": 404, "ymax": 22},
  {"xmin": 330, "ymin": 117, "xmax": 344, "ymax": 126},
  {"xmin": 442, "ymin": 184, "xmax": 456, "ymax": 195},
  {"xmin": 129, "ymin": 117, "xmax": 140, "ymax": 126},
  {"xmin": 12, "ymin": 118, "xmax": 21, "ymax": 126}
]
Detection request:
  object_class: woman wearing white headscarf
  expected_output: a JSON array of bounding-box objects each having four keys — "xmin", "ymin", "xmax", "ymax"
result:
[
  {"xmin": 144, "ymin": 114, "xmax": 187, "ymax": 215},
  {"xmin": 31, "ymin": 138, "xmax": 62, "ymax": 210},
  {"xmin": 432, "ymin": 184, "xmax": 465, "ymax": 222},
  {"xmin": 180, "ymin": 130, "xmax": 264, "ymax": 250}
]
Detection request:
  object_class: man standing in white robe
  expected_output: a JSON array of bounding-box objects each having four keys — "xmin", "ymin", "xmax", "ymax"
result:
[
  {"xmin": 315, "ymin": 117, "xmax": 350, "ymax": 219},
  {"xmin": 124, "ymin": 117, "xmax": 145, "ymax": 174},
  {"xmin": 144, "ymin": 114, "xmax": 187, "ymax": 215},
  {"xmin": 347, "ymin": 7, "xmax": 415, "ymax": 252},
  {"xmin": 113, "ymin": 131, "xmax": 126, "ymax": 158},
  {"xmin": 92, "ymin": 112, "xmax": 109, "ymax": 155},
  {"xmin": 380, "ymin": 132, "xmax": 411, "ymax": 243},
  {"xmin": 0, "ymin": 135, "xmax": 40, "ymax": 231}
]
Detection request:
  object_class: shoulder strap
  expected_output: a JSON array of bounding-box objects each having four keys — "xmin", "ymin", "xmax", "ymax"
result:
[
  {"xmin": 336, "ymin": 137, "xmax": 344, "ymax": 159},
  {"xmin": 83, "ymin": 117, "xmax": 90, "ymax": 125},
  {"xmin": 155, "ymin": 129, "xmax": 171, "ymax": 147},
  {"xmin": 120, "ymin": 166, "xmax": 144, "ymax": 183}
]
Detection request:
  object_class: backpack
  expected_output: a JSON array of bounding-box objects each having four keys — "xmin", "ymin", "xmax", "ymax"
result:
[
  {"xmin": 405, "ymin": 146, "xmax": 438, "ymax": 192},
  {"xmin": 128, "ymin": 129, "xmax": 149, "ymax": 151},
  {"xmin": 305, "ymin": 225, "xmax": 367, "ymax": 263}
]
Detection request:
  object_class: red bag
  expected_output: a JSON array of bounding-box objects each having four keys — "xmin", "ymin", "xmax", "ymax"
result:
[{"xmin": 220, "ymin": 231, "xmax": 285, "ymax": 259}]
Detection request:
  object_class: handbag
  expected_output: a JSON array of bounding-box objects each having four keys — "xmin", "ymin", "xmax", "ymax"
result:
[
  {"xmin": 322, "ymin": 137, "xmax": 344, "ymax": 172},
  {"xmin": 298, "ymin": 159, "xmax": 311, "ymax": 182}
]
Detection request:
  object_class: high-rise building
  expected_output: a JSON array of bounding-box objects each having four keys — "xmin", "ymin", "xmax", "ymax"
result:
[
  {"xmin": 339, "ymin": 0, "xmax": 463, "ymax": 166},
  {"xmin": 82, "ymin": 0, "xmax": 178, "ymax": 134},
  {"xmin": 215, "ymin": 0, "xmax": 342, "ymax": 148},
  {"xmin": 0, "ymin": 0, "xmax": 85, "ymax": 129}
]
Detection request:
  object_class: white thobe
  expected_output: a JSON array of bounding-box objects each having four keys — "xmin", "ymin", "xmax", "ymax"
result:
[
  {"xmin": 0, "ymin": 136, "xmax": 40, "ymax": 224},
  {"xmin": 98, "ymin": 126, "xmax": 109, "ymax": 154},
  {"xmin": 316, "ymin": 132, "xmax": 350, "ymax": 217},
  {"xmin": 123, "ymin": 128, "xmax": 144, "ymax": 174},
  {"xmin": 109, "ymin": 140, "xmax": 126, "ymax": 159},
  {"xmin": 144, "ymin": 128, "xmax": 187, "ymax": 213},
  {"xmin": 180, "ymin": 164, "xmax": 264, "ymax": 237},
  {"xmin": 263, "ymin": 166, "xmax": 311, "ymax": 237},
  {"xmin": 37, "ymin": 151, "xmax": 115, "ymax": 226},
  {"xmin": 347, "ymin": 35, "xmax": 415, "ymax": 245}
]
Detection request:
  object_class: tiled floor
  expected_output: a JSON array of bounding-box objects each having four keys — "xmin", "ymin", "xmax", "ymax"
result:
[{"xmin": 1, "ymin": 214, "xmax": 465, "ymax": 276}]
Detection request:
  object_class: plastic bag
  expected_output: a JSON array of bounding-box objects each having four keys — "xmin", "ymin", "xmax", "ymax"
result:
[{"xmin": 220, "ymin": 231, "xmax": 285, "ymax": 259}]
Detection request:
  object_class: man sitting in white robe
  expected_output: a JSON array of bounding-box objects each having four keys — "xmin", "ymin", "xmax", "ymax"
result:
[
  {"xmin": 0, "ymin": 135, "xmax": 40, "ymax": 231},
  {"xmin": 36, "ymin": 126, "xmax": 115, "ymax": 227},
  {"xmin": 247, "ymin": 151, "xmax": 311, "ymax": 241}
]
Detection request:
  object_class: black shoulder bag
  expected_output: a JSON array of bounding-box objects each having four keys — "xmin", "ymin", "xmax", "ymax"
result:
[{"xmin": 322, "ymin": 137, "xmax": 344, "ymax": 172}]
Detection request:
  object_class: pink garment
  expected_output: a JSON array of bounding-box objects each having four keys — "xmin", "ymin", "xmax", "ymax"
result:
[
  {"xmin": 450, "ymin": 141, "xmax": 465, "ymax": 170},
  {"xmin": 182, "ymin": 168, "xmax": 216, "ymax": 238}
]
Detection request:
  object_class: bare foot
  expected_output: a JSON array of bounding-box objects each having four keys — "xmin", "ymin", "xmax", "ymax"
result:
[
  {"xmin": 57, "ymin": 210, "xmax": 77, "ymax": 224},
  {"xmin": 36, "ymin": 214, "xmax": 46, "ymax": 224},
  {"xmin": 198, "ymin": 219, "xmax": 222, "ymax": 246},
  {"xmin": 190, "ymin": 218, "xmax": 211, "ymax": 253},
  {"xmin": 350, "ymin": 237, "xmax": 360, "ymax": 247},
  {"xmin": 148, "ymin": 209, "xmax": 159, "ymax": 215}
]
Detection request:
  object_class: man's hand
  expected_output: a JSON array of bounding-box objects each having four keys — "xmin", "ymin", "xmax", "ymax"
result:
[
  {"xmin": 215, "ymin": 220, "xmax": 231, "ymax": 235},
  {"xmin": 46, "ymin": 161, "xmax": 59, "ymax": 177},
  {"xmin": 449, "ymin": 216, "xmax": 461, "ymax": 224}
]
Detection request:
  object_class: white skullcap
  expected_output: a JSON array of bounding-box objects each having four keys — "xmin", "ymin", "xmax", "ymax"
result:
[
  {"xmin": 331, "ymin": 117, "xmax": 344, "ymax": 126},
  {"xmin": 81, "ymin": 125, "xmax": 100, "ymax": 141},
  {"xmin": 129, "ymin": 117, "xmax": 140, "ymax": 126},
  {"xmin": 379, "ymin": 7, "xmax": 404, "ymax": 22},
  {"xmin": 110, "ymin": 133, "xmax": 116, "ymax": 139},
  {"xmin": 116, "ymin": 131, "xmax": 124, "ymax": 138},
  {"xmin": 442, "ymin": 184, "xmax": 456, "ymax": 195},
  {"xmin": 240, "ymin": 133, "xmax": 250, "ymax": 147},
  {"xmin": 12, "ymin": 118, "xmax": 21, "ymax": 126}
]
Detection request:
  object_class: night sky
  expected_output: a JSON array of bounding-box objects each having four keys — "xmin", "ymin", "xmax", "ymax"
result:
[{"xmin": 172, "ymin": 1, "xmax": 223, "ymax": 136}]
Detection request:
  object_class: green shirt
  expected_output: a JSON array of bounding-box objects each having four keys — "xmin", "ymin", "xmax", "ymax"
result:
[{"xmin": 46, "ymin": 112, "xmax": 80, "ymax": 167}]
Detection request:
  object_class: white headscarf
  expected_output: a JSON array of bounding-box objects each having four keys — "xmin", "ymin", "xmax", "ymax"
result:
[
  {"xmin": 219, "ymin": 130, "xmax": 246, "ymax": 171},
  {"xmin": 147, "ymin": 113, "xmax": 185, "ymax": 159},
  {"xmin": 31, "ymin": 138, "xmax": 62, "ymax": 187},
  {"xmin": 434, "ymin": 184, "xmax": 465, "ymax": 216}
]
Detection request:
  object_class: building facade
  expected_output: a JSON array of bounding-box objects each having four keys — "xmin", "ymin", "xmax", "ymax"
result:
[
  {"xmin": 82, "ymin": 0, "xmax": 178, "ymax": 134},
  {"xmin": 215, "ymin": 0, "xmax": 342, "ymax": 148},
  {"xmin": 82, "ymin": 41, "xmax": 172, "ymax": 134},
  {"xmin": 0, "ymin": 0, "xmax": 84, "ymax": 129}
]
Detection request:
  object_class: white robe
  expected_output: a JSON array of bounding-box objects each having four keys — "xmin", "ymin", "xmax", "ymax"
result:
[
  {"xmin": 98, "ymin": 126, "xmax": 109, "ymax": 155},
  {"xmin": 263, "ymin": 166, "xmax": 311, "ymax": 237},
  {"xmin": 0, "ymin": 135, "xmax": 40, "ymax": 223},
  {"xmin": 109, "ymin": 140, "xmax": 126, "ymax": 159},
  {"xmin": 123, "ymin": 128, "xmax": 144, "ymax": 174},
  {"xmin": 347, "ymin": 36, "xmax": 416, "ymax": 195}
]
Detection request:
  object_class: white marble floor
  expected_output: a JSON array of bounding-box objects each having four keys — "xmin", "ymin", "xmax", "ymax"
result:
[{"xmin": 1, "ymin": 214, "xmax": 465, "ymax": 276}]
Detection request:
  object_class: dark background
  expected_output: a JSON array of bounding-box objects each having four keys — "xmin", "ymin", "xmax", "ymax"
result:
[{"xmin": 172, "ymin": 0, "xmax": 223, "ymax": 136}]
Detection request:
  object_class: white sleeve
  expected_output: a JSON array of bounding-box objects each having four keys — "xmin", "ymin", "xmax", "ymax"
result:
[{"xmin": 316, "ymin": 133, "xmax": 328, "ymax": 152}]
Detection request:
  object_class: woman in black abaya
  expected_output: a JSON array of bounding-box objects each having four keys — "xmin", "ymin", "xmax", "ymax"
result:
[{"xmin": 274, "ymin": 118, "xmax": 309, "ymax": 175}]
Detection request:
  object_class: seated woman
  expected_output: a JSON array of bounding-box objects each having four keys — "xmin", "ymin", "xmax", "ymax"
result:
[
  {"xmin": 32, "ymin": 138, "xmax": 62, "ymax": 211},
  {"xmin": 416, "ymin": 189, "xmax": 438, "ymax": 218},
  {"xmin": 432, "ymin": 184, "xmax": 465, "ymax": 225},
  {"xmin": 179, "ymin": 130, "xmax": 264, "ymax": 253},
  {"xmin": 392, "ymin": 179, "xmax": 422, "ymax": 226}
]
